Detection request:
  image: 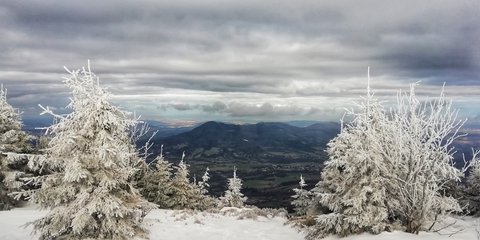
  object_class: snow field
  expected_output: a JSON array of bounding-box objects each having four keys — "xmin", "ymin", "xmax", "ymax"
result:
[
  {"xmin": 147, "ymin": 209, "xmax": 304, "ymax": 240},
  {"xmin": 1, "ymin": 208, "xmax": 479, "ymax": 239},
  {"xmin": 0, "ymin": 208, "xmax": 304, "ymax": 240},
  {"xmin": 322, "ymin": 216, "xmax": 478, "ymax": 240},
  {"xmin": 0, "ymin": 207, "xmax": 46, "ymax": 240}
]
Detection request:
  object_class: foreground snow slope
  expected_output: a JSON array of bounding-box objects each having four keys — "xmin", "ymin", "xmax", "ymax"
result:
[
  {"xmin": 146, "ymin": 209, "xmax": 303, "ymax": 240},
  {"xmin": 321, "ymin": 216, "xmax": 478, "ymax": 240},
  {"xmin": 0, "ymin": 207, "xmax": 478, "ymax": 240},
  {"xmin": 0, "ymin": 207, "xmax": 304, "ymax": 240}
]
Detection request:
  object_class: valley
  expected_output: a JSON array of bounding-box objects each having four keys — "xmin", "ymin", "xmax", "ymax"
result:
[{"xmin": 144, "ymin": 120, "xmax": 340, "ymax": 210}]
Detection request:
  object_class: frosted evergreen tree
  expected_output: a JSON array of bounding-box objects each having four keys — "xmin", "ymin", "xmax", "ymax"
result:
[
  {"xmin": 0, "ymin": 163, "xmax": 14, "ymax": 210},
  {"xmin": 31, "ymin": 62, "xmax": 154, "ymax": 240},
  {"xmin": 0, "ymin": 85, "xmax": 32, "ymax": 154},
  {"xmin": 307, "ymin": 69, "xmax": 393, "ymax": 239},
  {"xmin": 168, "ymin": 152, "xmax": 198, "ymax": 209},
  {"xmin": 195, "ymin": 167, "xmax": 217, "ymax": 210},
  {"xmin": 220, "ymin": 166, "xmax": 247, "ymax": 208},
  {"xmin": 464, "ymin": 152, "xmax": 480, "ymax": 215},
  {"xmin": 0, "ymin": 85, "xmax": 33, "ymax": 210},
  {"xmin": 143, "ymin": 151, "xmax": 216, "ymax": 210},
  {"xmin": 137, "ymin": 145, "xmax": 175, "ymax": 209},
  {"xmin": 291, "ymin": 175, "xmax": 312, "ymax": 216},
  {"xmin": 198, "ymin": 167, "xmax": 210, "ymax": 195}
]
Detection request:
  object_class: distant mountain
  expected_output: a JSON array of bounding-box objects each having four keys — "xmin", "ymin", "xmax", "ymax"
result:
[
  {"xmin": 155, "ymin": 121, "xmax": 340, "ymax": 164},
  {"xmin": 142, "ymin": 120, "xmax": 196, "ymax": 139},
  {"xmin": 22, "ymin": 117, "xmax": 196, "ymax": 138},
  {"xmin": 285, "ymin": 120, "xmax": 322, "ymax": 128}
]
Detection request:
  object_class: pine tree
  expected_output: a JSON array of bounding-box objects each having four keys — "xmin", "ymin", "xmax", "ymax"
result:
[
  {"xmin": 137, "ymin": 146, "xmax": 175, "ymax": 209},
  {"xmin": 0, "ymin": 162, "xmax": 14, "ymax": 210},
  {"xmin": 194, "ymin": 167, "xmax": 217, "ymax": 210},
  {"xmin": 308, "ymin": 71, "xmax": 392, "ymax": 239},
  {"xmin": 0, "ymin": 85, "xmax": 33, "ymax": 210},
  {"xmin": 31, "ymin": 62, "xmax": 154, "ymax": 240},
  {"xmin": 0, "ymin": 85, "xmax": 32, "ymax": 154},
  {"xmin": 139, "ymin": 150, "xmax": 216, "ymax": 210},
  {"xmin": 198, "ymin": 167, "xmax": 210, "ymax": 195},
  {"xmin": 220, "ymin": 166, "xmax": 247, "ymax": 208},
  {"xmin": 291, "ymin": 175, "xmax": 312, "ymax": 216},
  {"xmin": 464, "ymin": 153, "xmax": 480, "ymax": 215},
  {"xmin": 168, "ymin": 152, "xmax": 198, "ymax": 209}
]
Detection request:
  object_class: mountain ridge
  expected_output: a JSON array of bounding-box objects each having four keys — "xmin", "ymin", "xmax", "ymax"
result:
[{"xmin": 156, "ymin": 121, "xmax": 340, "ymax": 163}]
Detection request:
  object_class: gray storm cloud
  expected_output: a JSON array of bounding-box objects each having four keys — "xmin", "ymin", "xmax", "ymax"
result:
[{"xmin": 0, "ymin": 0, "xmax": 478, "ymax": 121}]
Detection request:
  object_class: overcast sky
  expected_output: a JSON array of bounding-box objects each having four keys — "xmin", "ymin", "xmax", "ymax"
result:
[{"xmin": 0, "ymin": 0, "xmax": 479, "ymax": 124}]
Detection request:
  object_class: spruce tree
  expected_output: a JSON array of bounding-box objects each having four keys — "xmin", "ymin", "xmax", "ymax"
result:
[
  {"xmin": 291, "ymin": 175, "xmax": 312, "ymax": 216},
  {"xmin": 0, "ymin": 85, "xmax": 33, "ymax": 210},
  {"xmin": 139, "ymin": 150, "xmax": 215, "ymax": 210},
  {"xmin": 307, "ymin": 70, "xmax": 393, "ymax": 239},
  {"xmin": 0, "ymin": 162, "xmax": 14, "ymax": 210},
  {"xmin": 198, "ymin": 167, "xmax": 210, "ymax": 195},
  {"xmin": 168, "ymin": 153, "xmax": 198, "ymax": 209},
  {"xmin": 138, "ymin": 147, "xmax": 174, "ymax": 209},
  {"xmin": 31, "ymin": 63, "xmax": 154, "ymax": 239},
  {"xmin": 0, "ymin": 85, "xmax": 32, "ymax": 154},
  {"xmin": 220, "ymin": 166, "xmax": 247, "ymax": 208},
  {"xmin": 465, "ymin": 155, "xmax": 480, "ymax": 215},
  {"xmin": 194, "ymin": 167, "xmax": 217, "ymax": 210}
]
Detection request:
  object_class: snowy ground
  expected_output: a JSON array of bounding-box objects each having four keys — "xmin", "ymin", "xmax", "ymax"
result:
[
  {"xmin": 146, "ymin": 208, "xmax": 303, "ymax": 240},
  {"xmin": 321, "ymin": 216, "xmax": 479, "ymax": 240},
  {"xmin": 0, "ymin": 207, "xmax": 303, "ymax": 240},
  {"xmin": 0, "ymin": 207, "xmax": 478, "ymax": 240}
]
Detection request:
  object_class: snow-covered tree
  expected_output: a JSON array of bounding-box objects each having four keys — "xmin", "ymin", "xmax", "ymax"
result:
[
  {"xmin": 384, "ymin": 83, "xmax": 467, "ymax": 233},
  {"xmin": 195, "ymin": 167, "xmax": 217, "ymax": 210},
  {"xmin": 308, "ymin": 72, "xmax": 470, "ymax": 238},
  {"xmin": 0, "ymin": 156, "xmax": 43, "ymax": 209},
  {"xmin": 137, "ymin": 148, "xmax": 216, "ymax": 210},
  {"xmin": 0, "ymin": 85, "xmax": 34, "ymax": 210},
  {"xmin": 198, "ymin": 167, "xmax": 210, "ymax": 195},
  {"xmin": 0, "ymin": 162, "xmax": 14, "ymax": 210},
  {"xmin": 0, "ymin": 154, "xmax": 14, "ymax": 210},
  {"xmin": 291, "ymin": 175, "xmax": 312, "ymax": 216},
  {"xmin": 168, "ymin": 152, "xmax": 199, "ymax": 209},
  {"xmin": 137, "ymin": 146, "xmax": 174, "ymax": 209},
  {"xmin": 31, "ymin": 62, "xmax": 154, "ymax": 239},
  {"xmin": 308, "ymin": 71, "xmax": 392, "ymax": 239},
  {"xmin": 220, "ymin": 166, "xmax": 247, "ymax": 208},
  {"xmin": 0, "ymin": 85, "xmax": 32, "ymax": 154},
  {"xmin": 464, "ymin": 152, "xmax": 480, "ymax": 215}
]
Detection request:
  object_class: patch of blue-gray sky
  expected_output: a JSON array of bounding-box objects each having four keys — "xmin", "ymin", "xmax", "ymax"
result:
[{"xmin": 0, "ymin": 0, "xmax": 479, "ymax": 124}]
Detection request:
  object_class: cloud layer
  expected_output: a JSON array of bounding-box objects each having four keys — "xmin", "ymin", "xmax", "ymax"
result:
[{"xmin": 0, "ymin": 0, "xmax": 479, "ymax": 122}]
